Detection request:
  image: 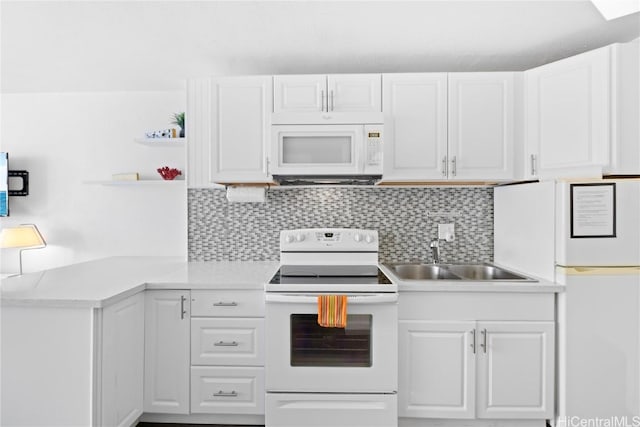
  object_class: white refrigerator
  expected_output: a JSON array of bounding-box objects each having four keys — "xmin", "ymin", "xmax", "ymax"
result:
[{"xmin": 495, "ymin": 179, "xmax": 640, "ymax": 424}]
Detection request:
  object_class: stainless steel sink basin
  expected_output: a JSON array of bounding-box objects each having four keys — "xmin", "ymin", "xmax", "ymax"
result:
[
  {"xmin": 383, "ymin": 263, "xmax": 536, "ymax": 282},
  {"xmin": 446, "ymin": 264, "xmax": 532, "ymax": 281},
  {"xmin": 386, "ymin": 264, "xmax": 461, "ymax": 280}
]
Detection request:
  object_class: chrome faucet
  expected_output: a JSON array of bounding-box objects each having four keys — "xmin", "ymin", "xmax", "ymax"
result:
[{"xmin": 430, "ymin": 238, "xmax": 441, "ymax": 264}]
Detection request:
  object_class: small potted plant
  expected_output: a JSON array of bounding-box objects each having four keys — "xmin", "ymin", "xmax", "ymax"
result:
[{"xmin": 170, "ymin": 112, "xmax": 185, "ymax": 138}]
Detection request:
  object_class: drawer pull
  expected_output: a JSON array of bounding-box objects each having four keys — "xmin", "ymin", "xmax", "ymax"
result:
[
  {"xmin": 213, "ymin": 390, "xmax": 238, "ymax": 397},
  {"xmin": 213, "ymin": 302, "xmax": 238, "ymax": 307},
  {"xmin": 214, "ymin": 340, "xmax": 239, "ymax": 347}
]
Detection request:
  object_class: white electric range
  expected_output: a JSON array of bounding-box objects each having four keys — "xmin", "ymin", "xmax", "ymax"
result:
[{"xmin": 265, "ymin": 228, "xmax": 398, "ymax": 427}]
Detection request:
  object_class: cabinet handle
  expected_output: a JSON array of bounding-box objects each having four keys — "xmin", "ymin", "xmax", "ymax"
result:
[
  {"xmin": 321, "ymin": 89, "xmax": 325, "ymax": 112},
  {"xmin": 214, "ymin": 340, "xmax": 239, "ymax": 347},
  {"xmin": 451, "ymin": 156, "xmax": 457, "ymax": 177},
  {"xmin": 480, "ymin": 329, "xmax": 487, "ymax": 353},
  {"xmin": 442, "ymin": 156, "xmax": 448, "ymax": 177},
  {"xmin": 530, "ymin": 154, "xmax": 537, "ymax": 176},
  {"xmin": 330, "ymin": 90, "xmax": 335, "ymax": 111},
  {"xmin": 213, "ymin": 390, "xmax": 238, "ymax": 397},
  {"xmin": 470, "ymin": 329, "xmax": 476, "ymax": 354},
  {"xmin": 213, "ymin": 301, "xmax": 238, "ymax": 307},
  {"xmin": 180, "ymin": 295, "xmax": 187, "ymax": 320}
]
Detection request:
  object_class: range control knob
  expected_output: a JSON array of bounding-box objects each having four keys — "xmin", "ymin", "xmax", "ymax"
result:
[
  {"xmin": 365, "ymin": 234, "xmax": 375, "ymax": 243},
  {"xmin": 295, "ymin": 233, "xmax": 305, "ymax": 242},
  {"xmin": 353, "ymin": 233, "xmax": 363, "ymax": 242},
  {"xmin": 285, "ymin": 235, "xmax": 295, "ymax": 243}
]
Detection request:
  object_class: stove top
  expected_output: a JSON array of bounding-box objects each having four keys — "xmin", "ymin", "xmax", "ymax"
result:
[
  {"xmin": 268, "ymin": 228, "xmax": 397, "ymax": 293},
  {"xmin": 266, "ymin": 264, "xmax": 396, "ymax": 293}
]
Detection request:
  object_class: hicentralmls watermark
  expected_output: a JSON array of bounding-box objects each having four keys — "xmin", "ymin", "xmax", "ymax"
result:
[{"xmin": 558, "ymin": 416, "xmax": 640, "ymax": 427}]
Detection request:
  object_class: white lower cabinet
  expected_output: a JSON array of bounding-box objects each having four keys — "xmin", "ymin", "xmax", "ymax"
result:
[
  {"xmin": 476, "ymin": 321, "xmax": 555, "ymax": 419},
  {"xmin": 190, "ymin": 289, "xmax": 266, "ymax": 416},
  {"xmin": 144, "ymin": 290, "xmax": 191, "ymax": 414},
  {"xmin": 101, "ymin": 292, "xmax": 145, "ymax": 427},
  {"xmin": 399, "ymin": 292, "xmax": 555, "ymax": 423}
]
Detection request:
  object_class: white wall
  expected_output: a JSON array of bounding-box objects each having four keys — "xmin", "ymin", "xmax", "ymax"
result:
[{"xmin": 0, "ymin": 91, "xmax": 187, "ymax": 274}]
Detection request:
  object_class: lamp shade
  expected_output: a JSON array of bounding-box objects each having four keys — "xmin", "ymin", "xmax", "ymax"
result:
[{"xmin": 0, "ymin": 224, "xmax": 46, "ymax": 249}]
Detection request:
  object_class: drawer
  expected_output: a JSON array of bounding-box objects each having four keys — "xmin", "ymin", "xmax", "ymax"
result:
[
  {"xmin": 191, "ymin": 290, "xmax": 264, "ymax": 317},
  {"xmin": 265, "ymin": 392, "xmax": 397, "ymax": 427},
  {"xmin": 191, "ymin": 318, "xmax": 264, "ymax": 366},
  {"xmin": 191, "ymin": 366, "xmax": 265, "ymax": 415}
]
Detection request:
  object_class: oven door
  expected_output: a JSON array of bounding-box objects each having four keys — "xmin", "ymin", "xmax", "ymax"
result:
[
  {"xmin": 265, "ymin": 293, "xmax": 398, "ymax": 393},
  {"xmin": 270, "ymin": 125, "xmax": 364, "ymax": 175}
]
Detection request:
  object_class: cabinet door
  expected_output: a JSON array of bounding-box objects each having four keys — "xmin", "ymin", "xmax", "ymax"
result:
[
  {"xmin": 398, "ymin": 320, "xmax": 476, "ymax": 419},
  {"xmin": 210, "ymin": 76, "xmax": 272, "ymax": 183},
  {"xmin": 273, "ymin": 75, "xmax": 326, "ymax": 113},
  {"xmin": 144, "ymin": 290, "xmax": 190, "ymax": 414},
  {"xmin": 327, "ymin": 74, "xmax": 381, "ymax": 112},
  {"xmin": 525, "ymin": 46, "xmax": 611, "ymax": 178},
  {"xmin": 101, "ymin": 292, "xmax": 145, "ymax": 427},
  {"xmin": 382, "ymin": 73, "xmax": 448, "ymax": 181},
  {"xmin": 448, "ymin": 72, "xmax": 515, "ymax": 180},
  {"xmin": 476, "ymin": 321, "xmax": 554, "ymax": 419}
]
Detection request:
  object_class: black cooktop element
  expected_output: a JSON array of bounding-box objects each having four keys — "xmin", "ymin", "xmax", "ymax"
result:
[{"xmin": 270, "ymin": 265, "xmax": 392, "ymax": 285}]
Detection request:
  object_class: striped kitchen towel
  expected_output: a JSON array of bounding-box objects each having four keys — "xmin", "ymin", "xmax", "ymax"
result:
[{"xmin": 317, "ymin": 295, "xmax": 348, "ymax": 328}]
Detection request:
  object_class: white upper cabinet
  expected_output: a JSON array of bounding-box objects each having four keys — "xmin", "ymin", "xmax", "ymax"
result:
[
  {"xmin": 328, "ymin": 74, "xmax": 382, "ymax": 112},
  {"xmin": 274, "ymin": 74, "xmax": 381, "ymax": 114},
  {"xmin": 382, "ymin": 72, "xmax": 515, "ymax": 182},
  {"xmin": 525, "ymin": 46, "xmax": 611, "ymax": 179},
  {"xmin": 448, "ymin": 73, "xmax": 515, "ymax": 180},
  {"xmin": 382, "ymin": 73, "xmax": 448, "ymax": 180},
  {"xmin": 209, "ymin": 76, "xmax": 272, "ymax": 184},
  {"xmin": 273, "ymin": 75, "xmax": 326, "ymax": 113},
  {"xmin": 607, "ymin": 39, "xmax": 640, "ymax": 175}
]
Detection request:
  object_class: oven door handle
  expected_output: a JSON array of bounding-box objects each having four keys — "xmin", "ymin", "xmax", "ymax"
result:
[{"xmin": 265, "ymin": 293, "xmax": 398, "ymax": 304}]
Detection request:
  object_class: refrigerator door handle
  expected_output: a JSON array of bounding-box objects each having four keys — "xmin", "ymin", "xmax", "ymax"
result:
[{"xmin": 558, "ymin": 266, "xmax": 640, "ymax": 275}]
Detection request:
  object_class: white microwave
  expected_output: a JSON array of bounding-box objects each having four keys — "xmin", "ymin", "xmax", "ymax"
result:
[{"xmin": 270, "ymin": 124, "xmax": 383, "ymax": 178}]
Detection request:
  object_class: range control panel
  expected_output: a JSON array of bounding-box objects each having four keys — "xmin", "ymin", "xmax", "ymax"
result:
[{"xmin": 280, "ymin": 228, "xmax": 378, "ymax": 251}]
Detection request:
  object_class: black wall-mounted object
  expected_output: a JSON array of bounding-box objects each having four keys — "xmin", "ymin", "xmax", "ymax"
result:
[{"xmin": 8, "ymin": 170, "xmax": 29, "ymax": 196}]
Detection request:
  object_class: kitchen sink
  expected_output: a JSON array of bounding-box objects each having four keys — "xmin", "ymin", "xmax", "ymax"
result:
[
  {"xmin": 388, "ymin": 264, "xmax": 462, "ymax": 280},
  {"xmin": 383, "ymin": 263, "xmax": 536, "ymax": 282},
  {"xmin": 446, "ymin": 264, "xmax": 532, "ymax": 281}
]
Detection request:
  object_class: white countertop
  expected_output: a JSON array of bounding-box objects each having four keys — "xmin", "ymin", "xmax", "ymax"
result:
[
  {"xmin": 1, "ymin": 256, "xmax": 562, "ymax": 309},
  {"xmin": 1, "ymin": 257, "xmax": 280, "ymax": 308}
]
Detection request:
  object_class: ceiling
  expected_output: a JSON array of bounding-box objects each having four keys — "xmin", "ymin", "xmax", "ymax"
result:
[{"xmin": 1, "ymin": 0, "xmax": 639, "ymax": 93}]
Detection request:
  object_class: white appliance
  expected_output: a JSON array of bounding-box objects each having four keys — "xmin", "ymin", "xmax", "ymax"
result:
[
  {"xmin": 494, "ymin": 179, "xmax": 640, "ymax": 423},
  {"xmin": 270, "ymin": 124, "xmax": 383, "ymax": 183},
  {"xmin": 265, "ymin": 228, "xmax": 398, "ymax": 427}
]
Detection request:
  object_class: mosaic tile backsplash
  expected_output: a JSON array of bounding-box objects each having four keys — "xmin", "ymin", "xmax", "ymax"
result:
[{"xmin": 188, "ymin": 187, "xmax": 494, "ymax": 263}]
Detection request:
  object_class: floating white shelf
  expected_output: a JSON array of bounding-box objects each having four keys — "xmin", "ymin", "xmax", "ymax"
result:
[
  {"xmin": 83, "ymin": 180, "xmax": 185, "ymax": 186},
  {"xmin": 134, "ymin": 137, "xmax": 186, "ymax": 147}
]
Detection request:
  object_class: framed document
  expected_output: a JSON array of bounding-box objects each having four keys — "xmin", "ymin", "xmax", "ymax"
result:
[{"xmin": 570, "ymin": 183, "xmax": 616, "ymax": 238}]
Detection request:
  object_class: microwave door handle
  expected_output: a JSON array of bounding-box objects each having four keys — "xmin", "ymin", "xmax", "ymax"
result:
[
  {"xmin": 357, "ymin": 126, "xmax": 365, "ymax": 173},
  {"xmin": 265, "ymin": 294, "xmax": 398, "ymax": 304}
]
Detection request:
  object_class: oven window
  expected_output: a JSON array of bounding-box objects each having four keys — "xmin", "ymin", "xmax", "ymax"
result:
[{"xmin": 290, "ymin": 314, "xmax": 372, "ymax": 367}]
